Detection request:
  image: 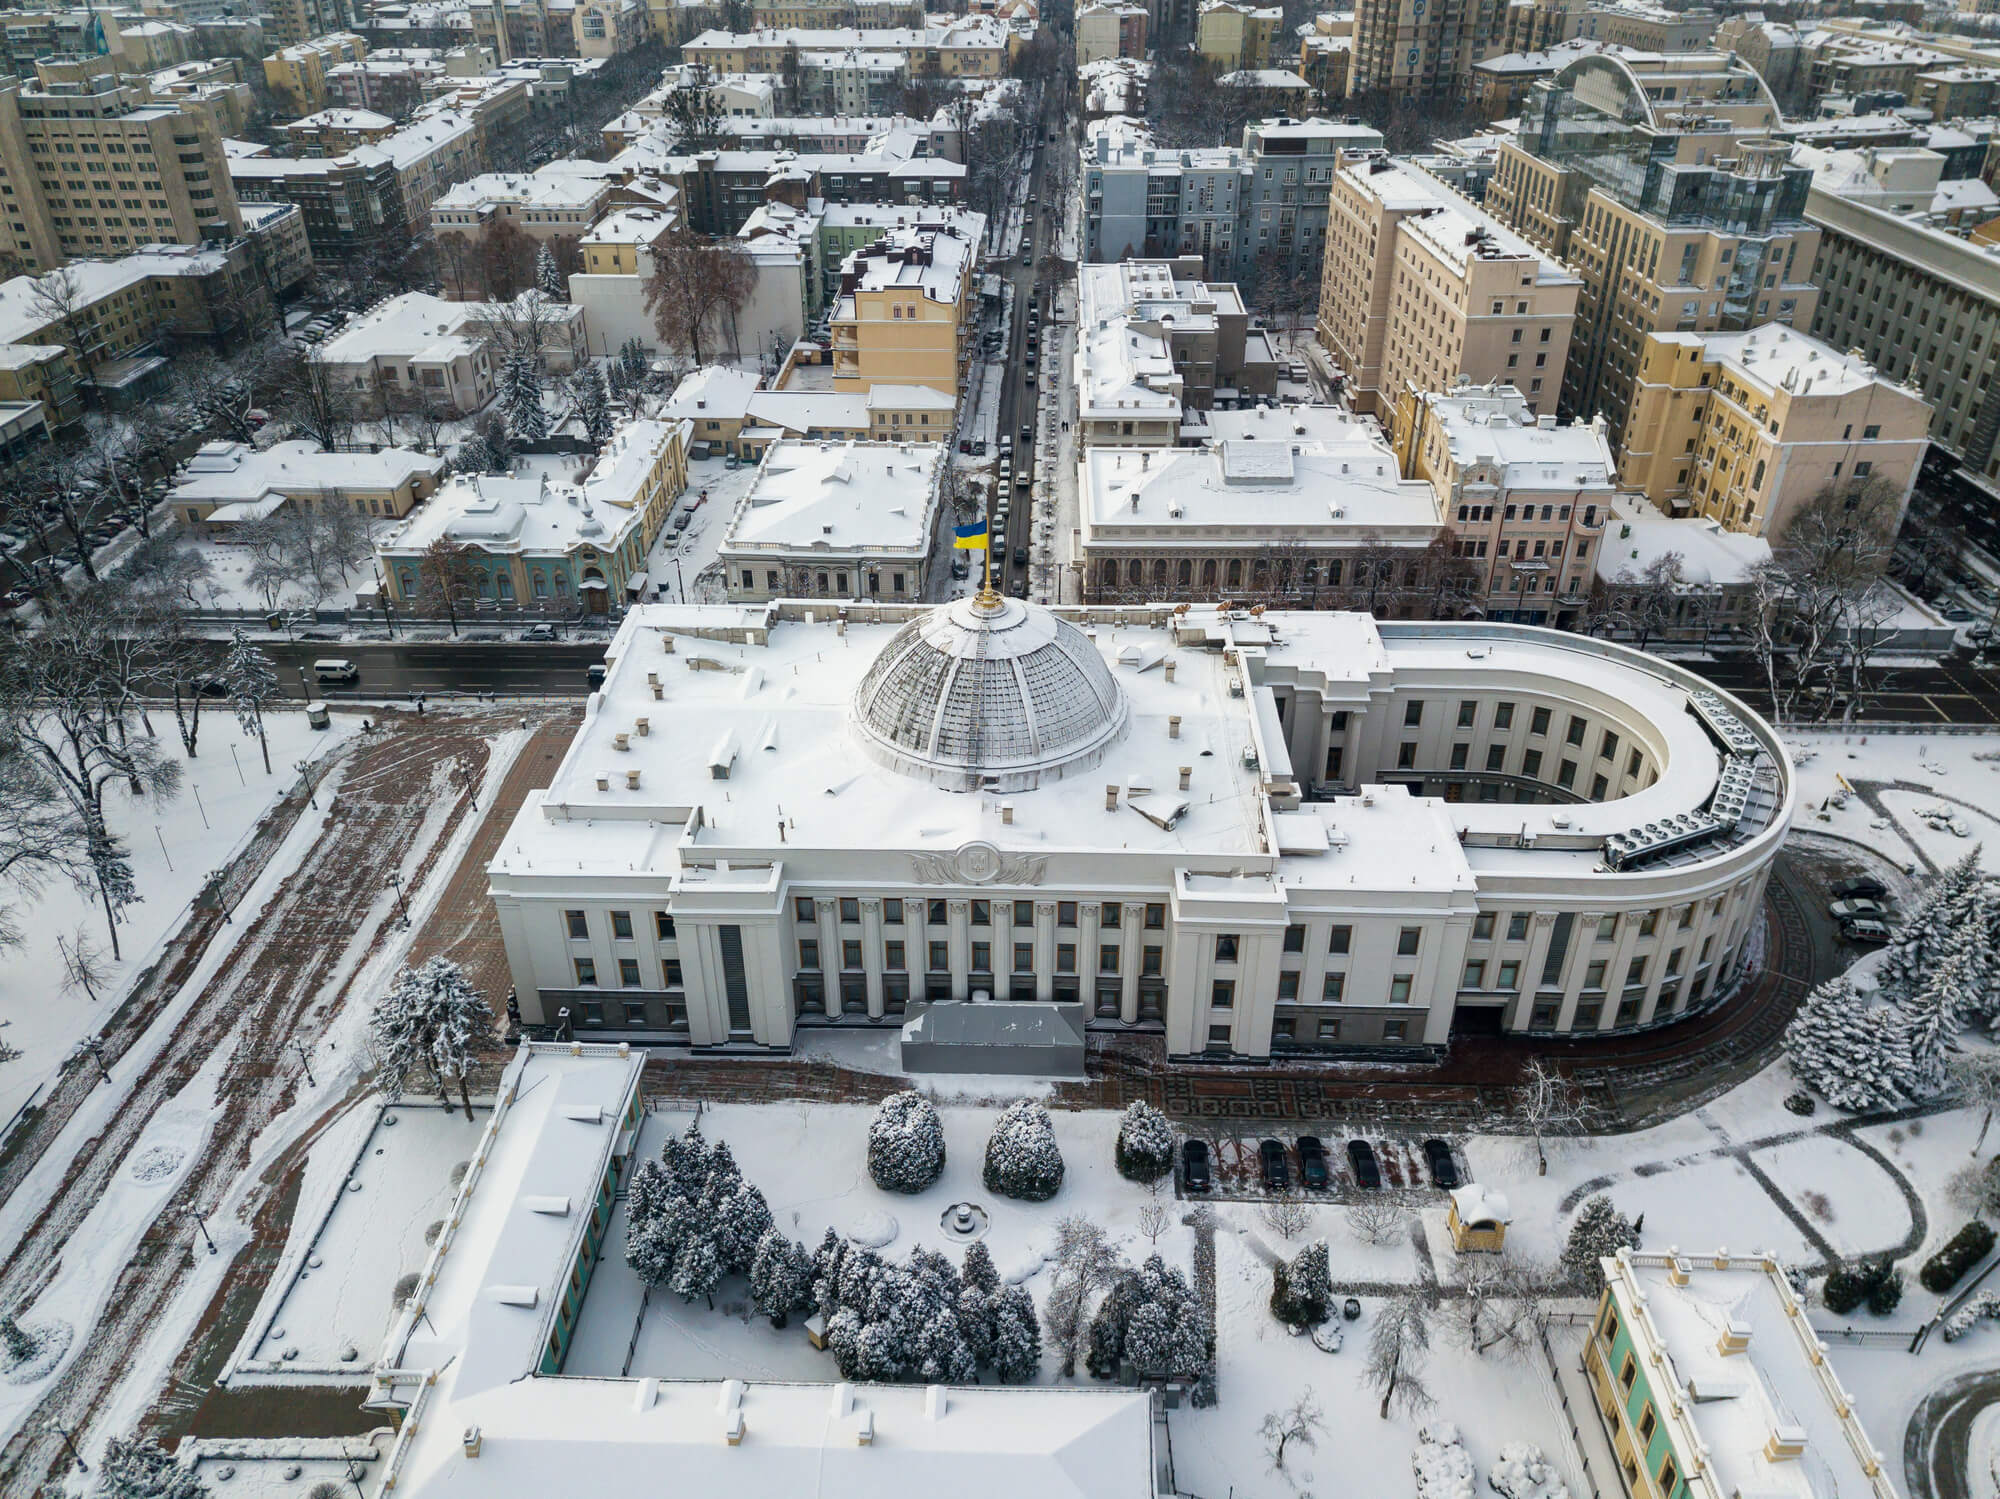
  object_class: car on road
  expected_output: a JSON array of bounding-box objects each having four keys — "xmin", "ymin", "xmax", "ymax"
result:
[
  {"xmin": 1020, "ymin": 424, "xmax": 1032, "ymax": 444},
  {"xmin": 1832, "ymin": 875, "xmax": 1888, "ymax": 900},
  {"xmin": 1181, "ymin": 1139, "xmax": 1211, "ymax": 1193},
  {"xmin": 1346, "ymin": 1139, "xmax": 1381, "ymax": 1189},
  {"xmin": 520, "ymin": 623, "xmax": 557, "ymax": 641},
  {"xmin": 1025, "ymin": 372, "xmax": 1036, "ymax": 387},
  {"xmin": 1296, "ymin": 1134, "xmax": 1329, "ymax": 1189},
  {"xmin": 586, "ymin": 663, "xmax": 607, "ymax": 690},
  {"xmin": 1020, "ymin": 249, "xmax": 1031, "ymax": 266},
  {"xmin": 1259, "ymin": 1138, "xmax": 1290, "ymax": 1191},
  {"xmin": 1828, "ymin": 897, "xmax": 1888, "ymax": 922},
  {"xmin": 1015, "ymin": 471, "xmax": 1029, "ymax": 489},
  {"xmin": 1941, "ymin": 606, "xmax": 1977, "ymax": 623},
  {"xmin": 1013, "ymin": 546, "xmax": 1028, "ymax": 565},
  {"xmin": 1840, "ymin": 917, "xmax": 1893, "ymax": 944},
  {"xmin": 1422, "ymin": 1138, "xmax": 1460, "ymax": 1189}
]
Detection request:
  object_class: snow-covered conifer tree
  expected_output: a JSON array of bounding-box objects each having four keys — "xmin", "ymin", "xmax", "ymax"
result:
[
  {"xmin": 867, "ymin": 1090, "xmax": 947, "ymax": 1193},
  {"xmin": 1881, "ymin": 850, "xmax": 1984, "ymax": 996},
  {"xmin": 536, "ymin": 243, "xmax": 565, "ymax": 302},
  {"xmin": 570, "ymin": 362, "xmax": 613, "ymax": 448},
  {"xmin": 368, "ymin": 955, "xmax": 497, "ymax": 1119},
  {"xmin": 0, "ymin": 1312, "xmax": 35, "ymax": 1364},
  {"xmin": 707, "ymin": 1174, "xmax": 773, "ymax": 1274},
  {"xmin": 1114, "ymin": 1100, "xmax": 1176, "ymax": 1183},
  {"xmin": 991, "ymin": 1282, "xmax": 1043, "ymax": 1382},
  {"xmin": 499, "ymin": 349, "xmax": 549, "ymax": 442},
  {"xmin": 1271, "ymin": 1239, "xmax": 1331, "ymax": 1329},
  {"xmin": 749, "ymin": 1226, "xmax": 813, "ymax": 1327},
  {"xmin": 1561, "ymin": 1195, "xmax": 1639, "ymax": 1291},
  {"xmin": 1784, "ymin": 976, "xmax": 1915, "ymax": 1111},
  {"xmin": 223, "ymin": 629, "xmax": 279, "ymax": 774},
  {"xmin": 983, "ymin": 1099, "xmax": 1064, "ymax": 1201},
  {"xmin": 1897, "ymin": 951, "xmax": 1969, "ymax": 1100},
  {"xmin": 97, "ymin": 1435, "xmax": 209, "ymax": 1499}
]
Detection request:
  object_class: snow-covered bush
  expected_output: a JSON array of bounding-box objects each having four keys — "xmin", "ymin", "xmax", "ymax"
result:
[
  {"xmin": 1943, "ymin": 1290, "xmax": 2000, "ymax": 1342},
  {"xmin": 98, "ymin": 1436, "xmax": 207, "ymax": 1499},
  {"xmin": 983, "ymin": 1100, "xmax": 1064, "ymax": 1201},
  {"xmin": 1560, "ymin": 1195, "xmax": 1638, "ymax": 1291},
  {"xmin": 1412, "ymin": 1422, "xmax": 1476, "ymax": 1499},
  {"xmin": 1269, "ymin": 1239, "xmax": 1332, "ymax": 1330},
  {"xmin": 1114, "ymin": 1101, "xmax": 1175, "ymax": 1183},
  {"xmin": 867, "ymin": 1091, "xmax": 946, "ymax": 1193},
  {"xmin": 1921, "ymin": 1221, "xmax": 1996, "ymax": 1294},
  {"xmin": 1489, "ymin": 1442, "xmax": 1572, "ymax": 1499},
  {"xmin": 1822, "ymin": 1258, "xmax": 1901, "ymax": 1317},
  {"xmin": 1084, "ymin": 1252, "xmax": 1211, "ymax": 1381}
]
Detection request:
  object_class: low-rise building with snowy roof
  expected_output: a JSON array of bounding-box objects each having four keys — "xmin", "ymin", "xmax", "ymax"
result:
[
  {"xmin": 1589, "ymin": 495, "xmax": 1775, "ymax": 643},
  {"xmin": 718, "ymin": 436, "xmax": 946, "ymax": 603},
  {"xmin": 377, "ymin": 417, "xmax": 690, "ymax": 611},
  {"xmin": 486, "ymin": 597, "xmax": 1792, "ymax": 1056},
  {"xmin": 168, "ymin": 439, "xmax": 444, "ymax": 531},
  {"xmin": 367, "ymin": 1041, "xmax": 1161, "ymax": 1498},
  {"xmin": 1074, "ymin": 259, "xmax": 1280, "ymax": 445},
  {"xmin": 1588, "ymin": 1249, "xmax": 1898, "ymax": 1499},
  {"xmin": 1077, "ymin": 429, "xmax": 1443, "ymax": 604},
  {"xmin": 316, "ymin": 290, "xmax": 585, "ymax": 414},
  {"xmin": 1217, "ymin": 67, "xmax": 1311, "ymax": 91},
  {"xmin": 433, "ymin": 166, "xmax": 618, "ymax": 240}
]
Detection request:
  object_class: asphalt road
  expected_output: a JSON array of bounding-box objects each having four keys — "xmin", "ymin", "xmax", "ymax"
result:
[
  {"xmin": 1691, "ymin": 649, "xmax": 2000, "ymax": 726},
  {"xmin": 1905, "ymin": 1367, "xmax": 2000, "ymax": 1499},
  {"xmin": 250, "ymin": 639, "xmax": 607, "ymax": 701}
]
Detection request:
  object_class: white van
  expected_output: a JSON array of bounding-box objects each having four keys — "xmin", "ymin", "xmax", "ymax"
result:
[{"xmin": 313, "ymin": 659, "xmax": 358, "ymax": 684}]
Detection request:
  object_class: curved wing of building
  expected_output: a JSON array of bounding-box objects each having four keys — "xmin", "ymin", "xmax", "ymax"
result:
[{"xmin": 488, "ymin": 598, "xmax": 1792, "ymax": 1061}]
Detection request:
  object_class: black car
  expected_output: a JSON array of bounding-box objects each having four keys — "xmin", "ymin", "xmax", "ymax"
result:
[
  {"xmin": 1013, "ymin": 546, "xmax": 1028, "ymax": 566},
  {"xmin": 1181, "ymin": 1138, "xmax": 1212, "ymax": 1193},
  {"xmin": 1296, "ymin": 1135, "xmax": 1329, "ymax": 1189},
  {"xmin": 1422, "ymin": 1138, "xmax": 1460, "ymax": 1189},
  {"xmin": 1832, "ymin": 875, "xmax": 1888, "ymax": 901},
  {"xmin": 1259, "ymin": 1138, "xmax": 1290, "ymax": 1191},
  {"xmin": 1346, "ymin": 1139, "xmax": 1381, "ymax": 1190}
]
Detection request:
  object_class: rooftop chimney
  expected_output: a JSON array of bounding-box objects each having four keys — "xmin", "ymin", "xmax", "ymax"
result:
[
  {"xmin": 925, "ymin": 1386, "xmax": 948, "ymax": 1422},
  {"xmin": 1179, "ymin": 765, "xmax": 1191, "ymax": 790},
  {"xmin": 1169, "ymin": 715, "xmax": 1181, "ymax": 739},
  {"xmin": 1164, "ymin": 658, "xmax": 1176, "ymax": 682},
  {"xmin": 1105, "ymin": 784, "xmax": 1120, "ymax": 810},
  {"xmin": 463, "ymin": 1427, "xmax": 482, "ymax": 1459}
]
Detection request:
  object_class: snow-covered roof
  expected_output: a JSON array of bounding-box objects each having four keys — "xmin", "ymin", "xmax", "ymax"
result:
[
  {"xmin": 1219, "ymin": 69, "xmax": 1310, "ymax": 88},
  {"xmin": 836, "ymin": 221, "xmax": 975, "ymax": 306},
  {"xmin": 168, "ymin": 440, "xmax": 442, "ymax": 503},
  {"xmin": 1450, "ymin": 1184, "xmax": 1511, "ymax": 1225},
  {"xmin": 1597, "ymin": 498, "xmax": 1772, "ymax": 587},
  {"xmin": 720, "ymin": 438, "xmax": 943, "ymax": 559},
  {"xmin": 1075, "ymin": 260, "xmax": 1255, "ymax": 425},
  {"xmin": 317, "ymin": 291, "xmax": 582, "ymax": 368},
  {"xmin": 1657, "ymin": 325, "xmax": 1896, "ymax": 401},
  {"xmin": 291, "ymin": 107, "xmax": 394, "ymax": 131},
  {"xmin": 0, "ymin": 248, "xmax": 232, "ymax": 344},
  {"xmin": 436, "ymin": 168, "xmax": 613, "ymax": 213},
  {"xmin": 1344, "ymin": 157, "xmax": 1578, "ymax": 287},
  {"xmin": 1082, "ymin": 437, "xmax": 1441, "ymax": 542},
  {"xmin": 1606, "ymin": 1251, "xmax": 1898, "ymax": 1499},
  {"xmin": 1418, "ymin": 382, "xmax": 1616, "ymax": 488},
  {"xmin": 663, "ymin": 365, "xmax": 762, "ymax": 424}
]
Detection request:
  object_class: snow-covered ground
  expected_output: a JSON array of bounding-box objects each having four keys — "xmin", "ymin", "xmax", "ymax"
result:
[
  {"xmin": 1784, "ymin": 727, "xmax": 2000, "ymax": 875},
  {"xmin": 638, "ymin": 454, "xmax": 761, "ymax": 606},
  {"xmin": 0, "ymin": 709, "xmax": 356, "ymax": 1128},
  {"xmin": 232, "ymin": 1101, "xmax": 475, "ymax": 1381}
]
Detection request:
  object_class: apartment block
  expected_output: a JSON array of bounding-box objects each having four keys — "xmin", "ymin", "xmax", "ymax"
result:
[
  {"xmin": 1075, "ymin": 2, "xmax": 1148, "ymax": 64},
  {"xmin": 263, "ymin": 32, "xmax": 369, "ymax": 114},
  {"xmin": 1079, "ymin": 115, "xmax": 1383, "ymax": 279},
  {"xmin": 1575, "ymin": 2, "xmax": 1715, "ymax": 53},
  {"xmin": 1198, "ymin": 1, "xmax": 1282, "ymax": 70},
  {"xmin": 432, "ymin": 168, "xmax": 615, "ymax": 242},
  {"xmin": 829, "ymin": 218, "xmax": 977, "ymax": 399},
  {"xmin": 0, "ymin": 64, "xmax": 242, "ymax": 276},
  {"xmin": 1807, "ymin": 151, "xmax": 2000, "ymax": 474},
  {"xmin": 266, "ymin": 0, "xmax": 358, "ymax": 50},
  {"xmin": 1617, "ymin": 325, "xmax": 1930, "ymax": 540},
  {"xmin": 1484, "ymin": 52, "xmax": 1818, "ymax": 438},
  {"xmin": 1317, "ymin": 153, "xmax": 1578, "ymax": 418},
  {"xmin": 1346, "ymin": 0, "xmax": 1507, "ymax": 100},
  {"xmin": 1395, "ymin": 379, "xmax": 1611, "ymax": 625}
]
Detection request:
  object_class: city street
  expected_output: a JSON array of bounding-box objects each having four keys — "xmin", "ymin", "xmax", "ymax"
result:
[{"xmin": 250, "ymin": 640, "xmax": 608, "ymax": 701}]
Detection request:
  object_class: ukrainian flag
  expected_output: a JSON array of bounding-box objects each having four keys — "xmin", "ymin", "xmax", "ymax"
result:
[{"xmin": 953, "ymin": 520, "xmax": 989, "ymax": 549}]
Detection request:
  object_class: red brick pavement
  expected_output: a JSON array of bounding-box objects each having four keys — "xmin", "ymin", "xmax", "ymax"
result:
[{"xmin": 408, "ymin": 713, "xmax": 580, "ymax": 1009}]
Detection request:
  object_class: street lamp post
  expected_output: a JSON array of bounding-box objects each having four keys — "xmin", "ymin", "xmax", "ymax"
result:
[
  {"xmin": 49, "ymin": 1423, "xmax": 87, "ymax": 1473},
  {"xmin": 291, "ymin": 1038, "xmax": 317, "ymax": 1088},
  {"xmin": 386, "ymin": 872, "xmax": 412, "ymax": 929},
  {"xmin": 190, "ymin": 1208, "xmax": 217, "ymax": 1255}
]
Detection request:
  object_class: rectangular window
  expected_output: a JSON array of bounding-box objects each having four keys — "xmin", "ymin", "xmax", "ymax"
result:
[
  {"xmin": 574, "ymin": 956, "xmax": 597, "ymax": 986},
  {"xmin": 1056, "ymin": 944, "xmax": 1077, "ymax": 973},
  {"xmin": 610, "ymin": 910, "xmax": 633, "ymax": 940},
  {"xmin": 971, "ymin": 941, "xmax": 991, "ymax": 973},
  {"xmin": 840, "ymin": 897, "xmax": 860, "ymax": 923},
  {"xmin": 1462, "ymin": 960, "xmax": 1486, "ymax": 988},
  {"xmin": 971, "ymin": 898, "xmax": 990, "ymax": 926},
  {"xmin": 1496, "ymin": 961, "xmax": 1520, "ymax": 990},
  {"xmin": 1216, "ymin": 933, "xmax": 1240, "ymax": 962},
  {"xmin": 1599, "ymin": 729, "xmax": 1619, "ymax": 762},
  {"xmin": 1284, "ymin": 924, "xmax": 1306, "ymax": 953},
  {"xmin": 1449, "ymin": 743, "xmax": 1469, "ymax": 770},
  {"xmin": 1530, "ymin": 706, "xmax": 1551, "ymax": 736},
  {"xmin": 1014, "ymin": 943, "xmax": 1035, "ymax": 972},
  {"xmin": 1057, "ymin": 901, "xmax": 1077, "ymax": 927},
  {"xmin": 842, "ymin": 939, "xmax": 863, "ymax": 970},
  {"xmin": 1627, "ymin": 956, "xmax": 1648, "ymax": 987},
  {"xmin": 1101, "ymin": 903, "xmax": 1121, "ymax": 928},
  {"xmin": 1397, "ymin": 741, "xmax": 1418, "ymax": 769},
  {"xmin": 1145, "ymin": 903, "xmax": 1166, "ymax": 929},
  {"xmin": 928, "ymin": 899, "xmax": 948, "ymax": 926},
  {"xmin": 1383, "ymin": 1019, "xmax": 1408, "ymax": 1041},
  {"xmin": 1566, "ymin": 715, "xmax": 1587, "ymax": 747},
  {"xmin": 1558, "ymin": 759, "xmax": 1578, "ymax": 790},
  {"xmin": 1329, "ymin": 924, "xmax": 1352, "ymax": 954},
  {"xmin": 1211, "ymin": 980, "xmax": 1235, "ymax": 1009},
  {"xmin": 883, "ymin": 898, "xmax": 903, "ymax": 924},
  {"xmin": 654, "ymin": 911, "xmax": 676, "ymax": 941},
  {"xmin": 1142, "ymin": 945, "xmax": 1163, "ymax": 976},
  {"xmin": 794, "ymin": 896, "xmax": 815, "ymax": 923},
  {"xmin": 1591, "ymin": 773, "xmax": 1609, "ymax": 800},
  {"xmin": 1507, "ymin": 913, "xmax": 1529, "ymax": 941},
  {"xmin": 799, "ymin": 939, "xmax": 820, "ymax": 969},
  {"xmin": 1486, "ymin": 745, "xmax": 1506, "ymax": 773},
  {"xmin": 1585, "ymin": 960, "xmax": 1607, "ymax": 989},
  {"xmin": 1100, "ymin": 944, "xmax": 1120, "ymax": 973},
  {"xmin": 663, "ymin": 959, "xmax": 684, "ymax": 988},
  {"xmin": 1474, "ymin": 913, "xmax": 1496, "ymax": 941},
  {"xmin": 929, "ymin": 941, "xmax": 950, "ymax": 971},
  {"xmin": 885, "ymin": 941, "xmax": 905, "ymax": 971},
  {"xmin": 1277, "ymin": 971, "xmax": 1299, "ymax": 1001},
  {"xmin": 1404, "ymin": 700, "xmax": 1424, "ymax": 727},
  {"xmin": 1523, "ymin": 749, "xmax": 1543, "ymax": 778},
  {"xmin": 565, "ymin": 910, "xmax": 589, "ymax": 940},
  {"xmin": 1457, "ymin": 700, "xmax": 1477, "ymax": 729},
  {"xmin": 1494, "ymin": 702, "xmax": 1514, "ymax": 730},
  {"xmin": 1389, "ymin": 975, "xmax": 1414, "ymax": 1003},
  {"xmin": 624, "ymin": 1002, "xmax": 649, "ymax": 1026},
  {"xmin": 1207, "ymin": 1024, "xmax": 1232, "ymax": 1046},
  {"xmin": 618, "ymin": 957, "xmax": 641, "ymax": 987},
  {"xmin": 1322, "ymin": 971, "xmax": 1346, "ymax": 1001}
]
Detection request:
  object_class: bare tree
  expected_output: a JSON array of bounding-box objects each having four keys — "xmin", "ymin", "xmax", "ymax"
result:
[
  {"xmin": 0, "ymin": 733, "xmax": 88, "ymax": 946},
  {"xmin": 57, "ymin": 927, "xmax": 111, "ymax": 1004},
  {"xmin": 1607, "ymin": 550, "xmax": 1687, "ymax": 651},
  {"xmin": 276, "ymin": 347, "xmax": 357, "ymax": 452},
  {"xmin": 1137, "ymin": 1202, "xmax": 1169, "ymax": 1246},
  {"xmin": 1261, "ymin": 1194, "xmax": 1313, "ymax": 1241},
  {"xmin": 665, "ymin": 62, "xmax": 730, "ymax": 151},
  {"xmin": 1347, "ymin": 1196, "xmax": 1408, "ymax": 1247},
  {"xmin": 28, "ymin": 264, "xmax": 95, "ymax": 368},
  {"xmin": 1515, "ymin": 1056, "xmax": 1597, "ymax": 1176},
  {"xmin": 416, "ymin": 536, "xmax": 481, "ymax": 635},
  {"xmin": 1452, "ymin": 1256, "xmax": 1558, "ymax": 1359},
  {"xmin": 1259, "ymin": 1387, "xmax": 1326, "ymax": 1473},
  {"xmin": 1948, "ymin": 1157, "xmax": 2000, "ymax": 1221},
  {"xmin": 1365, "ymin": 1290, "xmax": 1436, "ymax": 1419},
  {"xmin": 479, "ymin": 216, "xmax": 537, "ymax": 302},
  {"xmin": 645, "ymin": 229, "xmax": 755, "ymax": 367},
  {"xmin": 1951, "ymin": 1050, "xmax": 2000, "ymax": 1156},
  {"xmin": 1042, "ymin": 1214, "xmax": 1125, "ymax": 1377}
]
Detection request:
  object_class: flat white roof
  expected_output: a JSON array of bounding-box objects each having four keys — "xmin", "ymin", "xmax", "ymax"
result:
[
  {"xmin": 721, "ymin": 438, "xmax": 942, "ymax": 557},
  {"xmin": 170, "ymin": 440, "xmax": 441, "ymax": 502},
  {"xmin": 1083, "ymin": 438, "xmax": 1440, "ymax": 540},
  {"xmin": 1419, "ymin": 384, "xmax": 1617, "ymax": 487}
]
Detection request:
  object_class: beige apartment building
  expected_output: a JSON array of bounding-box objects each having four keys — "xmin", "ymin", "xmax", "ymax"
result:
[
  {"xmin": 263, "ymin": 33, "xmax": 369, "ymax": 115},
  {"xmin": 1395, "ymin": 379, "xmax": 1612, "ymax": 626},
  {"xmin": 1076, "ymin": 2, "xmax": 1148, "ymax": 63},
  {"xmin": 1575, "ymin": 2, "xmax": 1716, "ymax": 53},
  {"xmin": 1198, "ymin": 1, "xmax": 1282, "ymax": 70},
  {"xmin": 1346, "ymin": 0, "xmax": 1507, "ymax": 99},
  {"xmin": 1484, "ymin": 53, "xmax": 1818, "ymax": 438},
  {"xmin": 829, "ymin": 220, "xmax": 975, "ymax": 399},
  {"xmin": 1318, "ymin": 152, "xmax": 1578, "ymax": 419},
  {"xmin": 0, "ymin": 63, "xmax": 242, "ymax": 275},
  {"xmin": 1618, "ymin": 326, "xmax": 1931, "ymax": 538}
]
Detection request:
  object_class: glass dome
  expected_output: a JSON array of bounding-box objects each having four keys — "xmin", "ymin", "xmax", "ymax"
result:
[{"xmin": 850, "ymin": 594, "xmax": 1129, "ymax": 791}]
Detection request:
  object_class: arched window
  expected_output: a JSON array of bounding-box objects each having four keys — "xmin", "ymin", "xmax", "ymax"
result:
[
  {"xmin": 398, "ymin": 569, "xmax": 414, "ymax": 596},
  {"xmin": 1152, "ymin": 560, "xmax": 1166, "ymax": 588},
  {"xmin": 1101, "ymin": 560, "xmax": 1118, "ymax": 587},
  {"xmin": 1177, "ymin": 559, "xmax": 1191, "ymax": 587},
  {"xmin": 497, "ymin": 574, "xmax": 515, "ymax": 601},
  {"xmin": 554, "ymin": 573, "xmax": 569, "ymax": 595},
  {"xmin": 1127, "ymin": 559, "xmax": 1143, "ymax": 586},
  {"xmin": 532, "ymin": 572, "xmax": 548, "ymax": 598},
  {"xmin": 1201, "ymin": 559, "xmax": 1216, "ymax": 588},
  {"xmin": 1226, "ymin": 559, "xmax": 1242, "ymax": 588}
]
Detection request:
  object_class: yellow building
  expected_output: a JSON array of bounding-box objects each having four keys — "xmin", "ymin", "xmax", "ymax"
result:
[
  {"xmin": 263, "ymin": 33, "xmax": 368, "ymax": 115},
  {"xmin": 1619, "ymin": 326, "xmax": 1931, "ymax": 538},
  {"xmin": 1198, "ymin": 0, "xmax": 1283, "ymax": 70},
  {"xmin": 168, "ymin": 439, "xmax": 444, "ymax": 530},
  {"xmin": 0, "ymin": 343, "xmax": 81, "ymax": 427},
  {"xmin": 829, "ymin": 220, "xmax": 976, "ymax": 400},
  {"xmin": 1446, "ymin": 1185, "xmax": 1511, "ymax": 1253},
  {"xmin": 1318, "ymin": 153, "xmax": 1579, "ymax": 418}
]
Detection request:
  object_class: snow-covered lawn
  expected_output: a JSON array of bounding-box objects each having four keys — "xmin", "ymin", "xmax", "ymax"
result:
[
  {"xmin": 1785, "ymin": 727, "xmax": 2000, "ymax": 874},
  {"xmin": 0, "ymin": 709, "xmax": 356, "ymax": 1127},
  {"xmin": 1755, "ymin": 1134, "xmax": 1913, "ymax": 1260},
  {"xmin": 232, "ymin": 1100, "xmax": 475, "ymax": 1380}
]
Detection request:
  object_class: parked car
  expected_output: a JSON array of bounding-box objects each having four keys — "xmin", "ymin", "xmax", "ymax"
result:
[
  {"xmin": 1941, "ymin": 606, "xmax": 1977, "ymax": 623},
  {"xmin": 1840, "ymin": 917, "xmax": 1893, "ymax": 944},
  {"xmin": 1259, "ymin": 1138, "xmax": 1290, "ymax": 1191},
  {"xmin": 1346, "ymin": 1139, "xmax": 1381, "ymax": 1190},
  {"xmin": 1025, "ymin": 373, "xmax": 1037, "ymax": 388},
  {"xmin": 1296, "ymin": 1134, "xmax": 1329, "ymax": 1189},
  {"xmin": 950, "ymin": 556, "xmax": 970, "ymax": 580},
  {"xmin": 1422, "ymin": 1138, "xmax": 1460, "ymax": 1189},
  {"xmin": 1828, "ymin": 897, "xmax": 1887, "ymax": 922},
  {"xmin": 1832, "ymin": 875, "xmax": 1888, "ymax": 900},
  {"xmin": 1020, "ymin": 249, "xmax": 1031, "ymax": 266},
  {"xmin": 520, "ymin": 623, "xmax": 557, "ymax": 641},
  {"xmin": 1181, "ymin": 1138, "xmax": 1211, "ymax": 1193}
]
